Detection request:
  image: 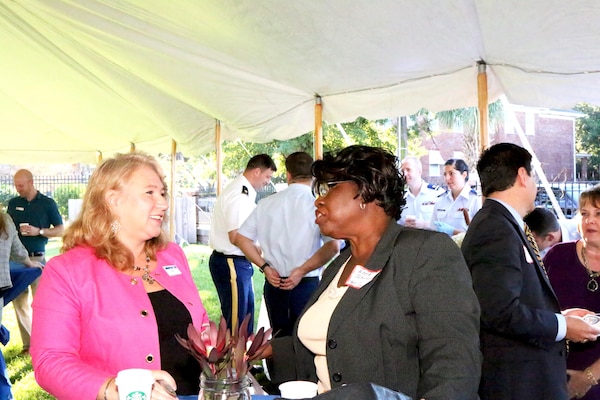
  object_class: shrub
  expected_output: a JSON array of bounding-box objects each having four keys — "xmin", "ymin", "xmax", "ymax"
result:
[
  {"xmin": 0, "ymin": 185, "xmax": 16, "ymax": 211},
  {"xmin": 53, "ymin": 184, "xmax": 86, "ymax": 217}
]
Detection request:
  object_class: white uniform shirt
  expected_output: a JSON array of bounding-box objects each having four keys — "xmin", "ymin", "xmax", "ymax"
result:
[
  {"xmin": 209, "ymin": 175, "xmax": 257, "ymax": 256},
  {"xmin": 399, "ymin": 181, "xmax": 443, "ymax": 225},
  {"xmin": 559, "ymin": 218, "xmax": 581, "ymax": 243},
  {"xmin": 539, "ymin": 218, "xmax": 581, "ymax": 258},
  {"xmin": 238, "ymin": 183, "xmax": 328, "ymax": 278},
  {"xmin": 431, "ymin": 185, "xmax": 481, "ymax": 232}
]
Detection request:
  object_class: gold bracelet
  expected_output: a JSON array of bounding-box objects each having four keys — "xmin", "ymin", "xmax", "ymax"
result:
[
  {"xmin": 103, "ymin": 377, "xmax": 115, "ymax": 400},
  {"xmin": 585, "ymin": 367, "xmax": 598, "ymax": 386}
]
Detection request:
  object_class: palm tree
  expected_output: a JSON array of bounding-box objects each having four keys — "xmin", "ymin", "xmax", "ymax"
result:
[{"xmin": 436, "ymin": 100, "xmax": 504, "ymax": 170}]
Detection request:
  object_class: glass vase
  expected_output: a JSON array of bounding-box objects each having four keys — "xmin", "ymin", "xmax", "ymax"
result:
[{"xmin": 198, "ymin": 374, "xmax": 251, "ymax": 400}]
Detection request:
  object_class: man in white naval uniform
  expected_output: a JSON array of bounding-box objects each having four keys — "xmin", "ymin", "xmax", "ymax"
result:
[
  {"xmin": 523, "ymin": 206, "xmax": 581, "ymax": 257},
  {"xmin": 398, "ymin": 157, "xmax": 443, "ymax": 229}
]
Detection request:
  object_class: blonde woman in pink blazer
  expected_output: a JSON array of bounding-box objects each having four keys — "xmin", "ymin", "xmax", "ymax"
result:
[{"xmin": 31, "ymin": 152, "xmax": 209, "ymax": 400}]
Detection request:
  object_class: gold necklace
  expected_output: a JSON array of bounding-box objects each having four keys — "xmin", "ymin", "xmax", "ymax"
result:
[
  {"xmin": 581, "ymin": 246, "xmax": 600, "ymax": 292},
  {"xmin": 133, "ymin": 255, "xmax": 154, "ymax": 284}
]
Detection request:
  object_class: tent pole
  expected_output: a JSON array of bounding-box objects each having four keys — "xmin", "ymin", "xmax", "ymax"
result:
[
  {"xmin": 169, "ymin": 140, "xmax": 177, "ymax": 241},
  {"xmin": 477, "ymin": 61, "xmax": 489, "ymax": 151},
  {"xmin": 215, "ymin": 120, "xmax": 223, "ymax": 196},
  {"xmin": 130, "ymin": 142, "xmax": 136, "ymax": 152},
  {"xmin": 314, "ymin": 96, "xmax": 323, "ymax": 159},
  {"xmin": 500, "ymin": 97, "xmax": 565, "ymax": 219}
]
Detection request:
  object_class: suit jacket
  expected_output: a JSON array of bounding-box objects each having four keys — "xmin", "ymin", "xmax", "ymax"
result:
[
  {"xmin": 31, "ymin": 243, "xmax": 209, "ymax": 400},
  {"xmin": 272, "ymin": 220, "xmax": 481, "ymax": 400},
  {"xmin": 461, "ymin": 199, "xmax": 567, "ymax": 400}
]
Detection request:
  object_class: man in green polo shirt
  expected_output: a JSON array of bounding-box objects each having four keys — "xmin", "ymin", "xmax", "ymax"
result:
[{"xmin": 7, "ymin": 169, "xmax": 64, "ymax": 354}]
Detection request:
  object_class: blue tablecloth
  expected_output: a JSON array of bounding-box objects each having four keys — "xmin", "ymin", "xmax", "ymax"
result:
[{"xmin": 3, "ymin": 262, "xmax": 42, "ymax": 305}]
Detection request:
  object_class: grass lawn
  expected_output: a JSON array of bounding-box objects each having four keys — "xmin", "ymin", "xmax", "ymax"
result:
[{"xmin": 2, "ymin": 240, "xmax": 265, "ymax": 399}]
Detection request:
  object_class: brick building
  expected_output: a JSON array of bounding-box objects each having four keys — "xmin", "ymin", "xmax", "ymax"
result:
[{"xmin": 419, "ymin": 106, "xmax": 581, "ymax": 186}]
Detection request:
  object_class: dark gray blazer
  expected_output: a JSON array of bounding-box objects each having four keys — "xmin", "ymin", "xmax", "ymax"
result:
[
  {"xmin": 272, "ymin": 220, "xmax": 481, "ymax": 400},
  {"xmin": 461, "ymin": 199, "xmax": 567, "ymax": 400}
]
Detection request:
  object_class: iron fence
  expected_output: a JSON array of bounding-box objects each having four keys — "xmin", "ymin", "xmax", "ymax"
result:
[{"xmin": 0, "ymin": 174, "xmax": 91, "ymax": 211}]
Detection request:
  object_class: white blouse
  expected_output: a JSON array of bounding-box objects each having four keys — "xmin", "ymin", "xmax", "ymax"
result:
[{"xmin": 297, "ymin": 258, "xmax": 350, "ymax": 393}]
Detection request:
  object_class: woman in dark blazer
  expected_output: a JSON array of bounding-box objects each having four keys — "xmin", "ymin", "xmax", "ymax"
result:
[{"xmin": 263, "ymin": 145, "xmax": 481, "ymax": 400}]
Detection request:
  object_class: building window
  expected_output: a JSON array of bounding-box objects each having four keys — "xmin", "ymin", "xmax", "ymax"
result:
[
  {"xmin": 526, "ymin": 112, "xmax": 535, "ymax": 135},
  {"xmin": 504, "ymin": 113, "xmax": 515, "ymax": 135},
  {"xmin": 429, "ymin": 150, "xmax": 445, "ymax": 177}
]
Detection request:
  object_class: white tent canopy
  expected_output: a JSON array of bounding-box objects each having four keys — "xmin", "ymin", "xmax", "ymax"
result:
[{"xmin": 2, "ymin": 0, "xmax": 600, "ymax": 163}]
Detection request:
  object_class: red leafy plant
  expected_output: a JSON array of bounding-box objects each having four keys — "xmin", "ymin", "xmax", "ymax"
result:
[{"xmin": 176, "ymin": 314, "xmax": 272, "ymax": 380}]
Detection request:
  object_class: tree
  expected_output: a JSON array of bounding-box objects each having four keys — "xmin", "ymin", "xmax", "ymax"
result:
[
  {"xmin": 574, "ymin": 103, "xmax": 600, "ymax": 180},
  {"xmin": 169, "ymin": 115, "xmax": 428, "ymax": 194},
  {"xmin": 323, "ymin": 117, "xmax": 397, "ymax": 153},
  {"xmin": 435, "ymin": 100, "xmax": 504, "ymax": 171},
  {"xmin": 53, "ymin": 184, "xmax": 86, "ymax": 217}
]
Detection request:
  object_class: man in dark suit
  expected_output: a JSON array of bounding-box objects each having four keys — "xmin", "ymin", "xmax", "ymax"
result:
[{"xmin": 461, "ymin": 142, "xmax": 600, "ymax": 400}]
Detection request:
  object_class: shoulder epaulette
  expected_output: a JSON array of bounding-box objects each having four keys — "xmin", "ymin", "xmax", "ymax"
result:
[
  {"xmin": 470, "ymin": 189, "xmax": 478, "ymax": 195},
  {"xmin": 241, "ymin": 186, "xmax": 249, "ymax": 195},
  {"xmin": 426, "ymin": 183, "xmax": 440, "ymax": 190},
  {"xmin": 437, "ymin": 190, "xmax": 448, "ymax": 198}
]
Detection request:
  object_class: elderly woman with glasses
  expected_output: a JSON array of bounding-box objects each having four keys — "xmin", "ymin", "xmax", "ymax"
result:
[{"xmin": 260, "ymin": 145, "xmax": 481, "ymax": 400}]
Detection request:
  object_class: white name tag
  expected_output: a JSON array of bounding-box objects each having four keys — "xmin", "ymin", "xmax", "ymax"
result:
[
  {"xmin": 523, "ymin": 245, "xmax": 534, "ymax": 264},
  {"xmin": 345, "ymin": 265, "xmax": 381, "ymax": 289},
  {"xmin": 15, "ymin": 207, "xmax": 24, "ymax": 211},
  {"xmin": 163, "ymin": 265, "xmax": 182, "ymax": 276}
]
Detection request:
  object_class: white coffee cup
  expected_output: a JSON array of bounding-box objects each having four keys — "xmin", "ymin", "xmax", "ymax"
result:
[
  {"xmin": 405, "ymin": 214, "xmax": 416, "ymax": 223},
  {"xmin": 278, "ymin": 380, "xmax": 318, "ymax": 399},
  {"xmin": 115, "ymin": 368, "xmax": 154, "ymax": 400}
]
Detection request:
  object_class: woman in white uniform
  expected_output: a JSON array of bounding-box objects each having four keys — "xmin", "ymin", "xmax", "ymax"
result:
[{"xmin": 431, "ymin": 159, "xmax": 481, "ymax": 236}]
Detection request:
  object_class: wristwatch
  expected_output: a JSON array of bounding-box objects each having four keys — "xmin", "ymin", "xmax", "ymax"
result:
[
  {"xmin": 39, "ymin": 229, "xmax": 45, "ymax": 236},
  {"xmin": 258, "ymin": 262, "xmax": 269, "ymax": 273}
]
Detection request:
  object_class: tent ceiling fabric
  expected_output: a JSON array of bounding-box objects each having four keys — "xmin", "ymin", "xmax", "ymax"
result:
[{"xmin": 1, "ymin": 0, "xmax": 600, "ymax": 163}]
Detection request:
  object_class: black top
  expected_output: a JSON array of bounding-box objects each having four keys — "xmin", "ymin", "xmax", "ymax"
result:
[{"xmin": 148, "ymin": 289, "xmax": 201, "ymax": 395}]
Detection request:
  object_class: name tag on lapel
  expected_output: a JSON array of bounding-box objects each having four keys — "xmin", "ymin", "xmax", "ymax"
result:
[
  {"xmin": 345, "ymin": 265, "xmax": 381, "ymax": 289},
  {"xmin": 523, "ymin": 245, "xmax": 534, "ymax": 264},
  {"xmin": 163, "ymin": 265, "xmax": 182, "ymax": 276}
]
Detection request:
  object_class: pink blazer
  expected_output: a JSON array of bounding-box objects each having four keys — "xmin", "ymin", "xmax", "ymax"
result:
[{"xmin": 31, "ymin": 243, "xmax": 209, "ymax": 400}]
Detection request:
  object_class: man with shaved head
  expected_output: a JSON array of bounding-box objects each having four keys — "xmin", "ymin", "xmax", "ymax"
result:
[
  {"xmin": 7, "ymin": 169, "xmax": 64, "ymax": 354},
  {"xmin": 398, "ymin": 156, "xmax": 443, "ymax": 229}
]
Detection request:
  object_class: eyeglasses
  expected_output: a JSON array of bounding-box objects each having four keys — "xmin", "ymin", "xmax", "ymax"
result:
[{"xmin": 313, "ymin": 180, "xmax": 353, "ymax": 198}]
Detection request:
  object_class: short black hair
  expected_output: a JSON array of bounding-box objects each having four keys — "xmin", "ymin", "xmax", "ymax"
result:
[
  {"xmin": 245, "ymin": 154, "xmax": 277, "ymax": 172},
  {"xmin": 285, "ymin": 152, "xmax": 313, "ymax": 180},
  {"xmin": 523, "ymin": 207, "xmax": 560, "ymax": 236},
  {"xmin": 445, "ymin": 158, "xmax": 470, "ymax": 181},
  {"xmin": 477, "ymin": 143, "xmax": 532, "ymax": 197},
  {"xmin": 311, "ymin": 145, "xmax": 406, "ymax": 220}
]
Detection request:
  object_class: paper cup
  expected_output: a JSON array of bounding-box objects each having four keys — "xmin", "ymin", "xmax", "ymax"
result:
[
  {"xmin": 115, "ymin": 368, "xmax": 154, "ymax": 400},
  {"xmin": 278, "ymin": 380, "xmax": 318, "ymax": 399},
  {"xmin": 405, "ymin": 214, "xmax": 417, "ymax": 225}
]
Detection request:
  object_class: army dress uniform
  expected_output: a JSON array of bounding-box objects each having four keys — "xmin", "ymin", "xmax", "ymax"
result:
[{"xmin": 209, "ymin": 175, "xmax": 257, "ymax": 335}]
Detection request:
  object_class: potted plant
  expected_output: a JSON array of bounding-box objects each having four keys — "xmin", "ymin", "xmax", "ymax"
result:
[{"xmin": 176, "ymin": 314, "xmax": 272, "ymax": 400}]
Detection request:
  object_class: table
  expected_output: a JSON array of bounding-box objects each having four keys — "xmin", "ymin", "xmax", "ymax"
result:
[{"xmin": 3, "ymin": 262, "xmax": 42, "ymax": 304}]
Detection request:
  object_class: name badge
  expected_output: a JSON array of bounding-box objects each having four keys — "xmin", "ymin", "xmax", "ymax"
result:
[
  {"xmin": 523, "ymin": 246, "xmax": 534, "ymax": 264},
  {"xmin": 163, "ymin": 265, "xmax": 182, "ymax": 276},
  {"xmin": 345, "ymin": 265, "xmax": 381, "ymax": 289},
  {"xmin": 15, "ymin": 207, "xmax": 24, "ymax": 211}
]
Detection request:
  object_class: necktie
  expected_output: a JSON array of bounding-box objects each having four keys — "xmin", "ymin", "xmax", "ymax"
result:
[{"xmin": 524, "ymin": 224, "xmax": 548, "ymax": 277}]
